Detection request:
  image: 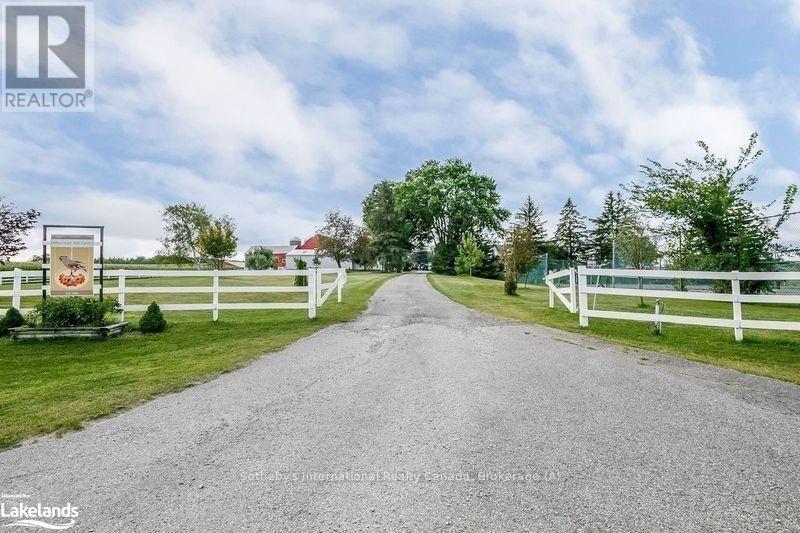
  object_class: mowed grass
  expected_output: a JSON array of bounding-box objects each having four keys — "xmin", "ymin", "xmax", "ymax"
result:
[
  {"xmin": 0, "ymin": 271, "xmax": 397, "ymax": 449},
  {"xmin": 428, "ymin": 274, "xmax": 800, "ymax": 384}
]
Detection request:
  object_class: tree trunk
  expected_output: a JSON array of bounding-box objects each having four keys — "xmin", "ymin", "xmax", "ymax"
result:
[{"xmin": 638, "ymin": 276, "xmax": 644, "ymax": 306}]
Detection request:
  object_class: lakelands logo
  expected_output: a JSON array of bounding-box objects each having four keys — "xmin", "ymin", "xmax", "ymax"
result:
[
  {"xmin": 2, "ymin": 1, "xmax": 94, "ymax": 112},
  {"xmin": 0, "ymin": 496, "xmax": 79, "ymax": 530}
]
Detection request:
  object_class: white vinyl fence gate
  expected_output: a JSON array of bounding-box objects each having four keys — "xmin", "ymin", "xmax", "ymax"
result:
[
  {"xmin": 0, "ymin": 268, "xmax": 347, "ymax": 321},
  {"xmin": 544, "ymin": 268, "xmax": 578, "ymax": 314},
  {"xmin": 544, "ymin": 266, "xmax": 800, "ymax": 341}
]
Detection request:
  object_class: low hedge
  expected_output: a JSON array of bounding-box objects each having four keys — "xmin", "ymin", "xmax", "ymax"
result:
[{"xmin": 31, "ymin": 297, "xmax": 121, "ymax": 328}]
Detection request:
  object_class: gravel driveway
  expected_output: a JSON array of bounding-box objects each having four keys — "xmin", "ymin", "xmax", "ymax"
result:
[{"xmin": 1, "ymin": 273, "xmax": 799, "ymax": 531}]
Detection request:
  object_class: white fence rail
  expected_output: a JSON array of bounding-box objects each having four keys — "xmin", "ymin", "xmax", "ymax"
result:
[
  {"xmin": 576, "ymin": 267, "xmax": 800, "ymax": 341},
  {"xmin": 545, "ymin": 268, "xmax": 577, "ymax": 313},
  {"xmin": 0, "ymin": 268, "xmax": 347, "ymax": 321}
]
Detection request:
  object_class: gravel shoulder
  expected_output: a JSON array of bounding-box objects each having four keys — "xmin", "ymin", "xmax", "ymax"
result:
[{"xmin": 1, "ymin": 273, "xmax": 798, "ymax": 531}]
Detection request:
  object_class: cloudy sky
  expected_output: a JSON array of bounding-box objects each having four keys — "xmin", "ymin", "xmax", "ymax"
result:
[{"xmin": 3, "ymin": 0, "xmax": 800, "ymax": 258}]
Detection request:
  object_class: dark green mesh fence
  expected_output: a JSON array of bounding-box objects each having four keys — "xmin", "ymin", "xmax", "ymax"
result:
[{"xmin": 519, "ymin": 255, "xmax": 800, "ymax": 295}]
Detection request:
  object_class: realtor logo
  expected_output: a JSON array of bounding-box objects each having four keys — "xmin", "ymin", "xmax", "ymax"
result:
[{"xmin": 2, "ymin": 1, "xmax": 94, "ymax": 111}]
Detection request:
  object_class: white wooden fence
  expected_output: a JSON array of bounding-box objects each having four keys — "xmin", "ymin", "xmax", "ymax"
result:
[
  {"xmin": 574, "ymin": 267, "xmax": 800, "ymax": 341},
  {"xmin": 544, "ymin": 268, "xmax": 577, "ymax": 314},
  {"xmin": 0, "ymin": 268, "xmax": 347, "ymax": 321}
]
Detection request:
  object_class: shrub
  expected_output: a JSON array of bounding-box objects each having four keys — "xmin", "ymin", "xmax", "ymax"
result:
[
  {"xmin": 0, "ymin": 307, "xmax": 25, "ymax": 337},
  {"xmin": 139, "ymin": 302, "xmax": 167, "ymax": 333},
  {"xmin": 245, "ymin": 248, "xmax": 277, "ymax": 270},
  {"xmin": 35, "ymin": 297, "xmax": 121, "ymax": 328},
  {"xmin": 293, "ymin": 258, "xmax": 308, "ymax": 286}
]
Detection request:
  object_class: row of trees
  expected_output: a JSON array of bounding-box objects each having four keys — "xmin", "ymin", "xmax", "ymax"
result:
[
  {"xmin": 539, "ymin": 134, "xmax": 797, "ymax": 278},
  {"xmin": 304, "ymin": 159, "xmax": 509, "ymax": 274},
  {"xmin": 511, "ymin": 134, "xmax": 797, "ymax": 293},
  {"xmin": 356, "ymin": 134, "xmax": 797, "ymax": 295},
  {"xmin": 361, "ymin": 159, "xmax": 508, "ymax": 274},
  {"xmin": 161, "ymin": 203, "xmax": 238, "ymax": 269},
  {"xmin": 2, "ymin": 135, "xmax": 795, "ymax": 293}
]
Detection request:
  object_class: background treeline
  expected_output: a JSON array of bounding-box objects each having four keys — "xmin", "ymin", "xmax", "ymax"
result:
[
  {"xmin": 1, "ymin": 133, "xmax": 796, "ymax": 293},
  {"xmin": 354, "ymin": 133, "xmax": 798, "ymax": 295}
]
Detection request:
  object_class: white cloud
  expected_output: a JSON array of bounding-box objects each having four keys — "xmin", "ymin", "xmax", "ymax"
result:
[
  {"xmin": 6, "ymin": 0, "xmax": 799, "ymax": 259},
  {"xmin": 100, "ymin": 3, "xmax": 374, "ymax": 188},
  {"xmin": 121, "ymin": 161, "xmax": 323, "ymax": 256},
  {"xmin": 762, "ymin": 167, "xmax": 800, "ymax": 188},
  {"xmin": 787, "ymin": 0, "xmax": 800, "ymax": 28},
  {"xmin": 380, "ymin": 68, "xmax": 566, "ymax": 176}
]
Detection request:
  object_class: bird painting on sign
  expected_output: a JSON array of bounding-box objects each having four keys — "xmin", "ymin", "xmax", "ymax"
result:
[{"xmin": 50, "ymin": 235, "xmax": 95, "ymax": 296}]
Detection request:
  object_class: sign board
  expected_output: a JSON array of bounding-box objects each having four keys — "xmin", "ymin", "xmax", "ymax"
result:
[{"xmin": 50, "ymin": 234, "xmax": 94, "ymax": 296}]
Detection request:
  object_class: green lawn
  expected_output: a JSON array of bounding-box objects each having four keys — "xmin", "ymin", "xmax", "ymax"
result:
[
  {"xmin": 428, "ymin": 274, "xmax": 800, "ymax": 384},
  {"xmin": 0, "ymin": 271, "xmax": 397, "ymax": 449}
]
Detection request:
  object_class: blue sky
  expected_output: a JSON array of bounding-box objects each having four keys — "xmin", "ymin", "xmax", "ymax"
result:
[{"xmin": 3, "ymin": 0, "xmax": 800, "ymax": 258}]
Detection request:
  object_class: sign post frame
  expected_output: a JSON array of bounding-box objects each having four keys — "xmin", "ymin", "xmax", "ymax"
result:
[{"xmin": 42, "ymin": 225, "xmax": 105, "ymax": 301}]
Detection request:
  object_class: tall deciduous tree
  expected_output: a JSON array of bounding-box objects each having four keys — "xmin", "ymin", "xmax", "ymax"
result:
[
  {"xmin": 631, "ymin": 132, "xmax": 797, "ymax": 293},
  {"xmin": 553, "ymin": 197, "xmax": 588, "ymax": 263},
  {"xmin": 395, "ymin": 158, "xmax": 509, "ymax": 274},
  {"xmin": 0, "ymin": 197, "xmax": 39, "ymax": 264},
  {"xmin": 318, "ymin": 211, "xmax": 356, "ymax": 268},
  {"xmin": 350, "ymin": 226, "xmax": 375, "ymax": 270},
  {"xmin": 590, "ymin": 191, "xmax": 627, "ymax": 266},
  {"xmin": 362, "ymin": 181, "xmax": 412, "ymax": 272},
  {"xmin": 455, "ymin": 233, "xmax": 485, "ymax": 276},
  {"xmin": 514, "ymin": 195, "xmax": 547, "ymax": 246},
  {"xmin": 161, "ymin": 203, "xmax": 212, "ymax": 269},
  {"xmin": 198, "ymin": 216, "xmax": 238, "ymax": 270}
]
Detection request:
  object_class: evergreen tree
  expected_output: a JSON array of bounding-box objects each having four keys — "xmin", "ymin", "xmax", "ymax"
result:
[
  {"xmin": 589, "ymin": 191, "xmax": 627, "ymax": 266},
  {"xmin": 514, "ymin": 195, "xmax": 547, "ymax": 246},
  {"xmin": 553, "ymin": 197, "xmax": 588, "ymax": 263},
  {"xmin": 455, "ymin": 233, "xmax": 485, "ymax": 276},
  {"xmin": 472, "ymin": 242, "xmax": 503, "ymax": 280}
]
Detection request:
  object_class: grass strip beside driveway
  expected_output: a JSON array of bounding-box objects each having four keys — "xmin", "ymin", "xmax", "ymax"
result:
[
  {"xmin": 428, "ymin": 274, "xmax": 800, "ymax": 385},
  {"xmin": 0, "ymin": 271, "xmax": 397, "ymax": 449}
]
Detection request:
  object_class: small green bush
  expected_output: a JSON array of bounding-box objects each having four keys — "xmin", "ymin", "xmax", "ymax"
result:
[
  {"xmin": 0, "ymin": 307, "xmax": 25, "ymax": 337},
  {"xmin": 35, "ymin": 297, "xmax": 121, "ymax": 328},
  {"xmin": 139, "ymin": 302, "xmax": 167, "ymax": 333}
]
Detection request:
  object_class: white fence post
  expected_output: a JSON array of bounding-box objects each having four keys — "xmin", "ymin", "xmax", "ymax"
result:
[
  {"xmin": 12, "ymin": 268, "xmax": 21, "ymax": 310},
  {"xmin": 578, "ymin": 266, "xmax": 589, "ymax": 327},
  {"xmin": 654, "ymin": 298, "xmax": 662, "ymax": 334},
  {"xmin": 316, "ymin": 268, "xmax": 322, "ymax": 307},
  {"xmin": 731, "ymin": 270, "xmax": 743, "ymax": 342},
  {"xmin": 307, "ymin": 269, "xmax": 317, "ymax": 319},
  {"xmin": 548, "ymin": 273, "xmax": 555, "ymax": 309},
  {"xmin": 567, "ymin": 266, "xmax": 800, "ymax": 335},
  {"xmin": 212, "ymin": 271, "xmax": 219, "ymax": 322},
  {"xmin": 337, "ymin": 270, "xmax": 343, "ymax": 303},
  {"xmin": 119, "ymin": 270, "xmax": 126, "ymax": 322},
  {"xmin": 569, "ymin": 267, "xmax": 577, "ymax": 314}
]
